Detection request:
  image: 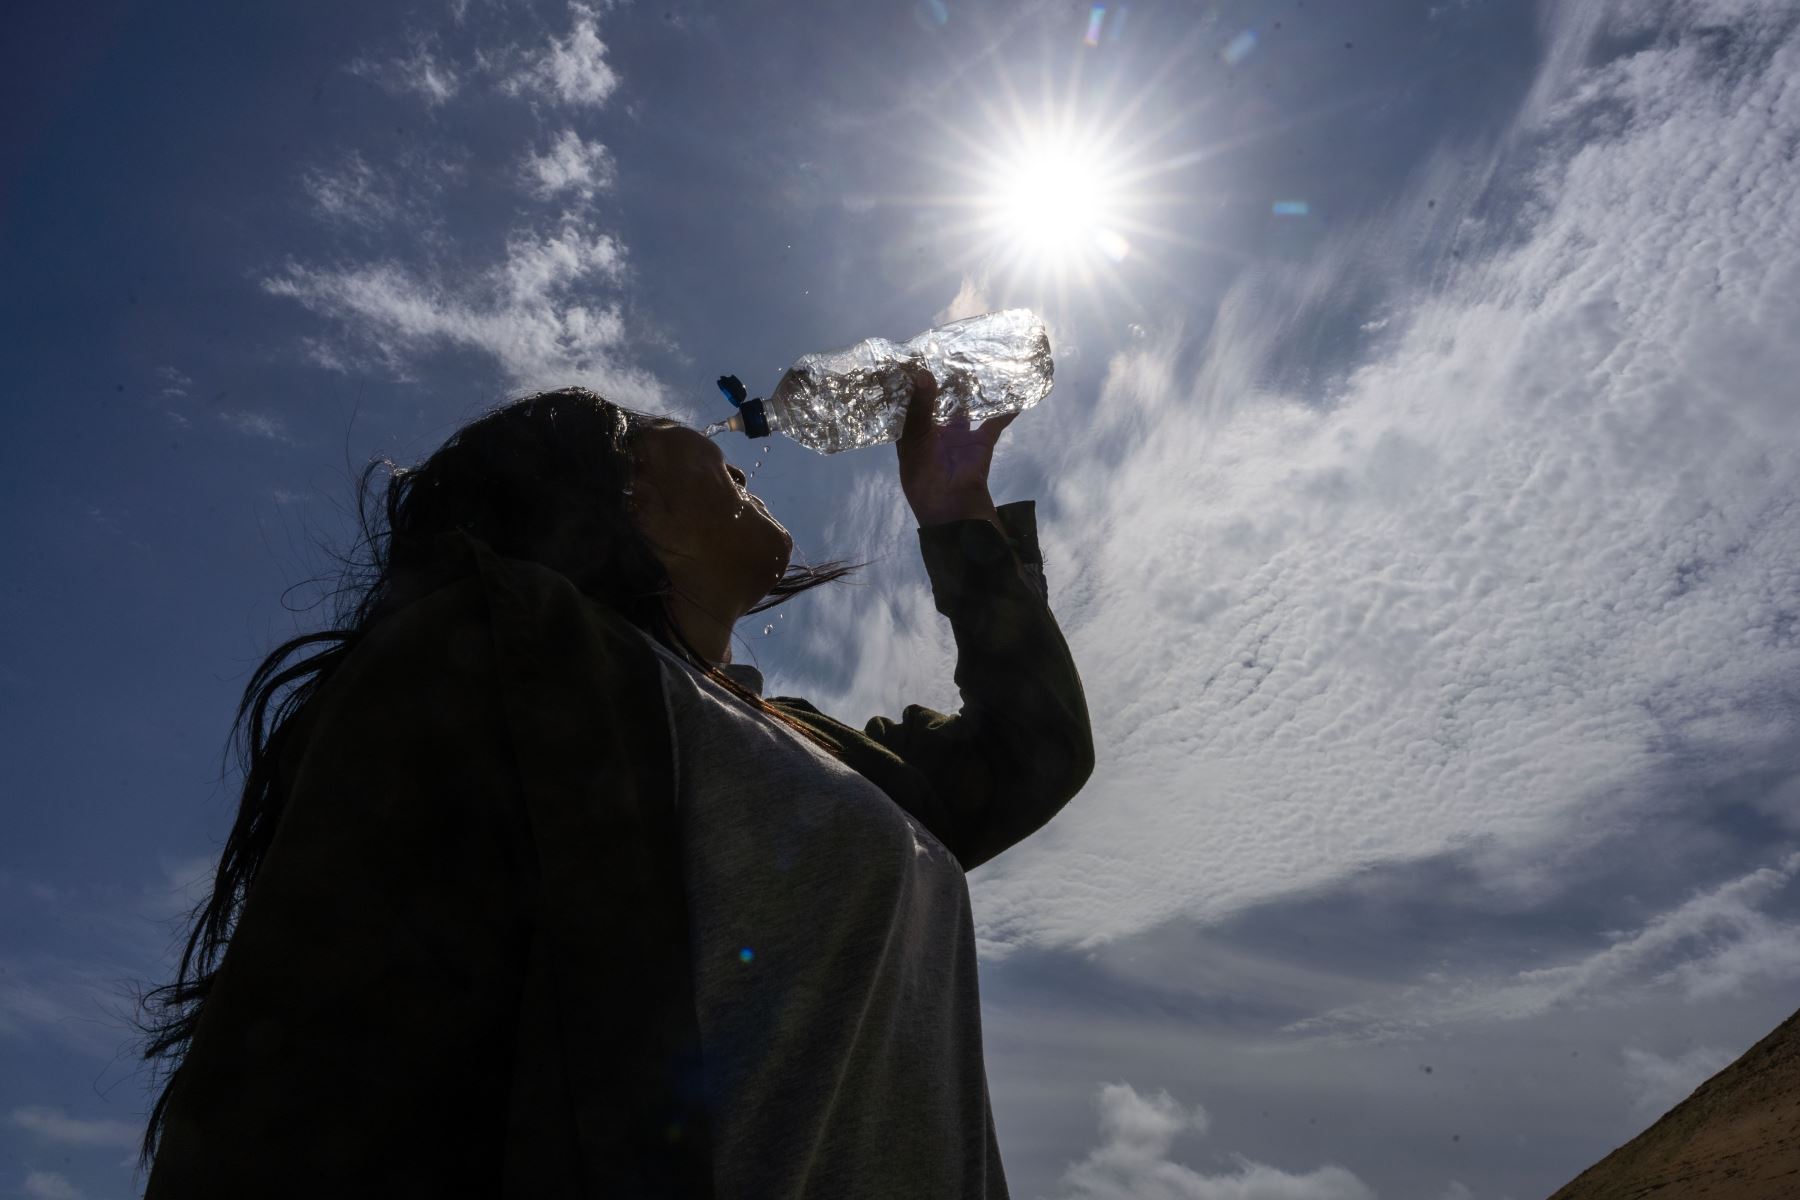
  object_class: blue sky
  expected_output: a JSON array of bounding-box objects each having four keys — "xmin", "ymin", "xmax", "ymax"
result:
[{"xmin": 5, "ymin": 0, "xmax": 1800, "ymax": 1197}]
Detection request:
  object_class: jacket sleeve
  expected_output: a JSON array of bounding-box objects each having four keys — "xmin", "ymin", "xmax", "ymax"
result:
[
  {"xmin": 859, "ymin": 499, "xmax": 1095, "ymax": 871},
  {"xmin": 143, "ymin": 597, "xmax": 535, "ymax": 1197}
]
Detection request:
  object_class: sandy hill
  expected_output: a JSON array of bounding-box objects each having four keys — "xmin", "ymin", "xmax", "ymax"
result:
[{"xmin": 1546, "ymin": 1006, "xmax": 1800, "ymax": 1199}]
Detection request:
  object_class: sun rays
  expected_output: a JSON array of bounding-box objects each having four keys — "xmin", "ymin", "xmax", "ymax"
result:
[{"xmin": 872, "ymin": 21, "xmax": 1256, "ymax": 326}]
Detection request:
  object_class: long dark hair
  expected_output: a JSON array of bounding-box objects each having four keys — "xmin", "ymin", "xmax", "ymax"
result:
[{"xmin": 131, "ymin": 386, "xmax": 872, "ymax": 1172}]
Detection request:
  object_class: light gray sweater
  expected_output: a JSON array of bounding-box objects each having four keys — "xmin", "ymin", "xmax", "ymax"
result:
[{"xmin": 642, "ymin": 632, "xmax": 1008, "ymax": 1199}]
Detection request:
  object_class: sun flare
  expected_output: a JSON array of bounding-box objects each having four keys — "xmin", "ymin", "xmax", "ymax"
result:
[
  {"xmin": 903, "ymin": 64, "xmax": 1218, "ymax": 317},
  {"xmin": 983, "ymin": 133, "xmax": 1130, "ymax": 271}
]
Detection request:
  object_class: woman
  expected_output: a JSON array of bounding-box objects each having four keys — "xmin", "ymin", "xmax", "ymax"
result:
[{"xmin": 135, "ymin": 372, "xmax": 1094, "ymax": 1198}]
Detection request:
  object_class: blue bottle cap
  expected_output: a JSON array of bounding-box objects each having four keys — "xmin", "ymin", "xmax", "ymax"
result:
[{"xmin": 716, "ymin": 374, "xmax": 771, "ymax": 439}]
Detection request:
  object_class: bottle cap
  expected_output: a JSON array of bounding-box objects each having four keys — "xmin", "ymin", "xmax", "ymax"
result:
[{"xmin": 716, "ymin": 374, "xmax": 771, "ymax": 439}]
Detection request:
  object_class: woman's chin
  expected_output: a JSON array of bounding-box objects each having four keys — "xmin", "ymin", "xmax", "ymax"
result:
[{"xmin": 763, "ymin": 526, "xmax": 793, "ymax": 578}]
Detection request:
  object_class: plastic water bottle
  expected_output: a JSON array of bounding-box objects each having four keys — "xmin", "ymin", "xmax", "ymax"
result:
[{"xmin": 706, "ymin": 308, "xmax": 1053, "ymax": 454}]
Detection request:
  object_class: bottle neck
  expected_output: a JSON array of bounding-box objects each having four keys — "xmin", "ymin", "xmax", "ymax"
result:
[{"xmin": 739, "ymin": 396, "xmax": 774, "ymax": 439}]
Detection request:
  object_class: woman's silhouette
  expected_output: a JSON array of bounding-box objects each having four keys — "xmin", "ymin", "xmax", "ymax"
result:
[{"xmin": 135, "ymin": 374, "xmax": 1093, "ymax": 1197}]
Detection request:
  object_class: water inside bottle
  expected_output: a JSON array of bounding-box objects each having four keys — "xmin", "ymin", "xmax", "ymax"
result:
[{"xmin": 706, "ymin": 309, "xmax": 1052, "ymax": 454}]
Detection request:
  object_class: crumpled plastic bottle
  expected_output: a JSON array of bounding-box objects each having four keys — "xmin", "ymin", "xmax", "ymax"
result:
[{"xmin": 708, "ymin": 308, "xmax": 1054, "ymax": 454}]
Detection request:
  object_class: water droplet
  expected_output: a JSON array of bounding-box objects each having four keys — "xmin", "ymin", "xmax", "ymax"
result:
[
  {"xmin": 762, "ymin": 623, "xmax": 774, "ymax": 635},
  {"xmin": 777, "ymin": 613, "xmax": 784, "ymax": 619}
]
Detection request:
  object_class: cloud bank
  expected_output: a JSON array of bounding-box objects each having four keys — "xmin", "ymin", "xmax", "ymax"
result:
[
  {"xmin": 804, "ymin": 0, "xmax": 1800, "ymax": 964},
  {"xmin": 1052, "ymin": 1083, "xmax": 1374, "ymax": 1200}
]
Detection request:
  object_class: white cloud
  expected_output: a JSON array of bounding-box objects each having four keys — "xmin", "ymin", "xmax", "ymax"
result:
[
  {"xmin": 274, "ymin": 8, "xmax": 654, "ymax": 402},
  {"xmin": 216, "ymin": 410, "xmax": 295, "ymax": 443},
  {"xmin": 1053, "ymin": 1083, "xmax": 1374, "ymax": 1200},
  {"xmin": 498, "ymin": 218, "xmax": 623, "ymax": 301},
  {"xmin": 296, "ymin": 144, "xmax": 466, "ymax": 243},
  {"xmin": 10, "ymin": 1106, "xmax": 140, "ymax": 1149},
  {"xmin": 495, "ymin": 2, "xmax": 619, "ymax": 108},
  {"xmin": 797, "ymin": 0, "xmax": 1800, "ymax": 963},
  {"xmin": 347, "ymin": 35, "xmax": 460, "ymax": 106},
  {"xmin": 522, "ymin": 129, "xmax": 616, "ymax": 200},
  {"xmin": 153, "ymin": 365, "xmax": 191, "ymax": 397},
  {"xmin": 22, "ymin": 1172, "xmax": 83, "ymax": 1200},
  {"xmin": 302, "ymin": 151, "xmax": 401, "ymax": 228},
  {"xmin": 1620, "ymin": 1044, "xmax": 1734, "ymax": 1117},
  {"xmin": 935, "ymin": 274, "xmax": 992, "ymax": 324},
  {"xmin": 262, "ymin": 213, "xmax": 661, "ymax": 404}
]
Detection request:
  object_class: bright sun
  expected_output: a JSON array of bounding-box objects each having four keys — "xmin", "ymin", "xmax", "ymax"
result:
[
  {"xmin": 908, "ymin": 76, "xmax": 1209, "ymax": 313},
  {"xmin": 985, "ymin": 134, "xmax": 1129, "ymax": 270}
]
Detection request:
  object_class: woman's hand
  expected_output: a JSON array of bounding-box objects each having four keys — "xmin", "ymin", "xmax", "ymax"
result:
[{"xmin": 896, "ymin": 364, "xmax": 1019, "ymax": 529}]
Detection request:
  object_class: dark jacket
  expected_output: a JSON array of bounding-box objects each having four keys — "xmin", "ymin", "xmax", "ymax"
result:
[{"xmin": 144, "ymin": 500, "xmax": 1093, "ymax": 1198}]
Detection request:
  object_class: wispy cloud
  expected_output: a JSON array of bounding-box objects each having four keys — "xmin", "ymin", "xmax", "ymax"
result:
[
  {"xmin": 216, "ymin": 410, "xmax": 296, "ymax": 443},
  {"xmin": 1052, "ymin": 1083, "xmax": 1374, "ymax": 1200},
  {"xmin": 270, "ymin": 1, "xmax": 658, "ymax": 404},
  {"xmin": 1480, "ymin": 853, "xmax": 1800, "ymax": 1018},
  {"xmin": 934, "ymin": 273, "xmax": 992, "ymax": 325},
  {"xmin": 146, "ymin": 854, "xmax": 217, "ymax": 923},
  {"xmin": 347, "ymin": 34, "xmax": 460, "ymax": 106},
  {"xmin": 301, "ymin": 151, "xmax": 403, "ymax": 228},
  {"xmin": 0, "ymin": 957, "xmax": 130, "ymax": 1060},
  {"xmin": 153, "ymin": 366, "xmax": 191, "ymax": 398},
  {"xmin": 262, "ymin": 213, "xmax": 659, "ymax": 403},
  {"xmin": 1285, "ymin": 853, "xmax": 1800, "ymax": 1043},
  {"xmin": 1620, "ymin": 1044, "xmax": 1734, "ymax": 1118},
  {"xmin": 798, "ymin": 0, "xmax": 1800, "ymax": 965},
  {"xmin": 10, "ymin": 1106, "xmax": 140, "ymax": 1149},
  {"xmin": 522, "ymin": 129, "xmax": 616, "ymax": 200},
  {"xmin": 21, "ymin": 1171, "xmax": 83, "ymax": 1200},
  {"xmin": 491, "ymin": 2, "xmax": 619, "ymax": 108},
  {"xmin": 0, "ymin": 855, "xmax": 240, "ymax": 1064}
]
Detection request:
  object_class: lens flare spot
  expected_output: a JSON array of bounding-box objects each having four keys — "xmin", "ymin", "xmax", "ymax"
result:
[
  {"xmin": 738, "ymin": 947, "xmax": 754, "ymax": 963},
  {"xmin": 913, "ymin": 0, "xmax": 948, "ymax": 32},
  {"xmin": 1272, "ymin": 200, "xmax": 1310, "ymax": 216},
  {"xmin": 1084, "ymin": 4, "xmax": 1105, "ymax": 46},
  {"xmin": 1094, "ymin": 227, "xmax": 1130, "ymax": 262},
  {"xmin": 1222, "ymin": 30, "xmax": 1257, "ymax": 65}
]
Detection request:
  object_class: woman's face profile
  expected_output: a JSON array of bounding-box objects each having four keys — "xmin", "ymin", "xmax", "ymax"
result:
[{"xmin": 628, "ymin": 423, "xmax": 794, "ymax": 607}]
